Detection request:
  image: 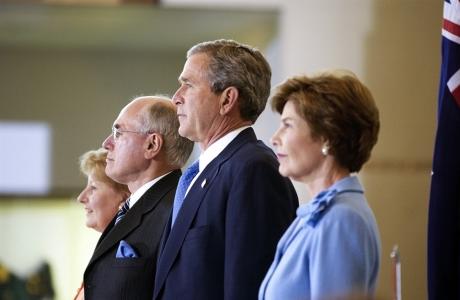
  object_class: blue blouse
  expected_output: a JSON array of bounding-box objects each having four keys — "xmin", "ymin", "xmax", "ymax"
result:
[{"xmin": 259, "ymin": 176, "xmax": 380, "ymax": 300}]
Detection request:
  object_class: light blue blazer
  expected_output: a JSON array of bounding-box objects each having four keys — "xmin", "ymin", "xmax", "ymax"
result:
[{"xmin": 259, "ymin": 175, "xmax": 381, "ymax": 300}]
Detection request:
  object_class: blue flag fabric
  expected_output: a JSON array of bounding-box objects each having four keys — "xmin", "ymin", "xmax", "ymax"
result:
[{"xmin": 428, "ymin": 1, "xmax": 460, "ymax": 299}]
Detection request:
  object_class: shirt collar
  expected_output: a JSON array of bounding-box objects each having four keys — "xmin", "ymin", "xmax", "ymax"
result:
[
  {"xmin": 128, "ymin": 171, "xmax": 172, "ymax": 208},
  {"xmin": 328, "ymin": 175, "xmax": 363, "ymax": 193},
  {"xmin": 297, "ymin": 175, "xmax": 364, "ymax": 226},
  {"xmin": 198, "ymin": 126, "xmax": 251, "ymax": 172}
]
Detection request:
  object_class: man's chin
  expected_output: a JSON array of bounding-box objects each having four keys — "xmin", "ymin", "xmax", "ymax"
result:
[
  {"xmin": 178, "ymin": 128, "xmax": 192, "ymax": 140},
  {"xmin": 105, "ymin": 169, "xmax": 120, "ymax": 182}
]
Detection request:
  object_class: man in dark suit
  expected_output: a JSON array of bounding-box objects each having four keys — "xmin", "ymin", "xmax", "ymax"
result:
[
  {"xmin": 83, "ymin": 96, "xmax": 194, "ymax": 300},
  {"xmin": 154, "ymin": 40, "xmax": 298, "ymax": 300}
]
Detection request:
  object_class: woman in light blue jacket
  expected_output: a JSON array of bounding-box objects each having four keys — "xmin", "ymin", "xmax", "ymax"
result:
[{"xmin": 259, "ymin": 70, "xmax": 381, "ymax": 300}]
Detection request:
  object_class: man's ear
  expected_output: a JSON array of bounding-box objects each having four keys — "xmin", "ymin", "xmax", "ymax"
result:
[
  {"xmin": 145, "ymin": 133, "xmax": 163, "ymax": 159},
  {"xmin": 219, "ymin": 86, "xmax": 239, "ymax": 115}
]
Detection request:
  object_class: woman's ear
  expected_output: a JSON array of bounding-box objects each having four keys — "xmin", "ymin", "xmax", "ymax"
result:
[
  {"xmin": 219, "ymin": 86, "xmax": 239, "ymax": 115},
  {"xmin": 145, "ymin": 133, "xmax": 163, "ymax": 159},
  {"xmin": 320, "ymin": 138, "xmax": 330, "ymax": 156}
]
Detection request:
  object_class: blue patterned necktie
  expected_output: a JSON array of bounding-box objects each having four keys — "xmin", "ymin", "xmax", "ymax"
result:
[
  {"xmin": 115, "ymin": 197, "xmax": 131, "ymax": 225},
  {"xmin": 171, "ymin": 160, "xmax": 200, "ymax": 227}
]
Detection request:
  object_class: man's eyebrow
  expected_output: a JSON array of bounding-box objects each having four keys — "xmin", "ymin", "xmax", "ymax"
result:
[{"xmin": 178, "ymin": 76, "xmax": 190, "ymax": 83}]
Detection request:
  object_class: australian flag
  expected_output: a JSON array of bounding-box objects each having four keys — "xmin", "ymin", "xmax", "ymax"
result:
[{"xmin": 428, "ymin": 0, "xmax": 460, "ymax": 299}]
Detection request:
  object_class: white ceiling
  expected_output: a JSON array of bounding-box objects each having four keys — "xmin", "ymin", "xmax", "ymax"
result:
[{"xmin": 0, "ymin": 4, "xmax": 278, "ymax": 52}]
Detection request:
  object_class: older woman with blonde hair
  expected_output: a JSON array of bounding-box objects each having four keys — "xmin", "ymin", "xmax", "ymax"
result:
[
  {"xmin": 259, "ymin": 70, "xmax": 381, "ymax": 300},
  {"xmin": 74, "ymin": 147, "xmax": 130, "ymax": 300},
  {"xmin": 77, "ymin": 148, "xmax": 130, "ymax": 232}
]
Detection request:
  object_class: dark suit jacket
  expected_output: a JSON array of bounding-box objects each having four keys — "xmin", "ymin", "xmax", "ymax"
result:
[
  {"xmin": 154, "ymin": 128, "xmax": 298, "ymax": 300},
  {"xmin": 83, "ymin": 170, "xmax": 181, "ymax": 300}
]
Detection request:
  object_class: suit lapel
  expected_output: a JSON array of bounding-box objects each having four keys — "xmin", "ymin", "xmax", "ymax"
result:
[
  {"xmin": 87, "ymin": 170, "xmax": 181, "ymax": 266},
  {"xmin": 154, "ymin": 128, "xmax": 257, "ymax": 298}
]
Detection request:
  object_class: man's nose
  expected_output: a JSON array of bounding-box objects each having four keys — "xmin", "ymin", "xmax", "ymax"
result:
[
  {"xmin": 172, "ymin": 89, "xmax": 183, "ymax": 106},
  {"xmin": 102, "ymin": 134, "xmax": 114, "ymax": 150}
]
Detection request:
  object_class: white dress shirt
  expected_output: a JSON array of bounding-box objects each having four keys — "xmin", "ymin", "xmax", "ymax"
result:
[
  {"xmin": 128, "ymin": 172, "xmax": 172, "ymax": 208},
  {"xmin": 185, "ymin": 126, "xmax": 251, "ymax": 196}
]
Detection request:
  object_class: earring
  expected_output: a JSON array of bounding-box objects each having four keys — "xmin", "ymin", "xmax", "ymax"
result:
[{"xmin": 321, "ymin": 145, "xmax": 329, "ymax": 156}]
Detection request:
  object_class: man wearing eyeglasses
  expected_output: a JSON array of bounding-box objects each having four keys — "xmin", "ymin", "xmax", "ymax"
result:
[{"xmin": 82, "ymin": 96, "xmax": 194, "ymax": 300}]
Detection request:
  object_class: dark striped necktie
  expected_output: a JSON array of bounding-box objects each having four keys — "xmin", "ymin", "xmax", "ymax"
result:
[{"xmin": 115, "ymin": 198, "xmax": 131, "ymax": 225}]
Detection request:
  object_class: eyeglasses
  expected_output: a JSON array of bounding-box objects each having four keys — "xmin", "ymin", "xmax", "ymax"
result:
[{"xmin": 111, "ymin": 126, "xmax": 151, "ymax": 141}]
